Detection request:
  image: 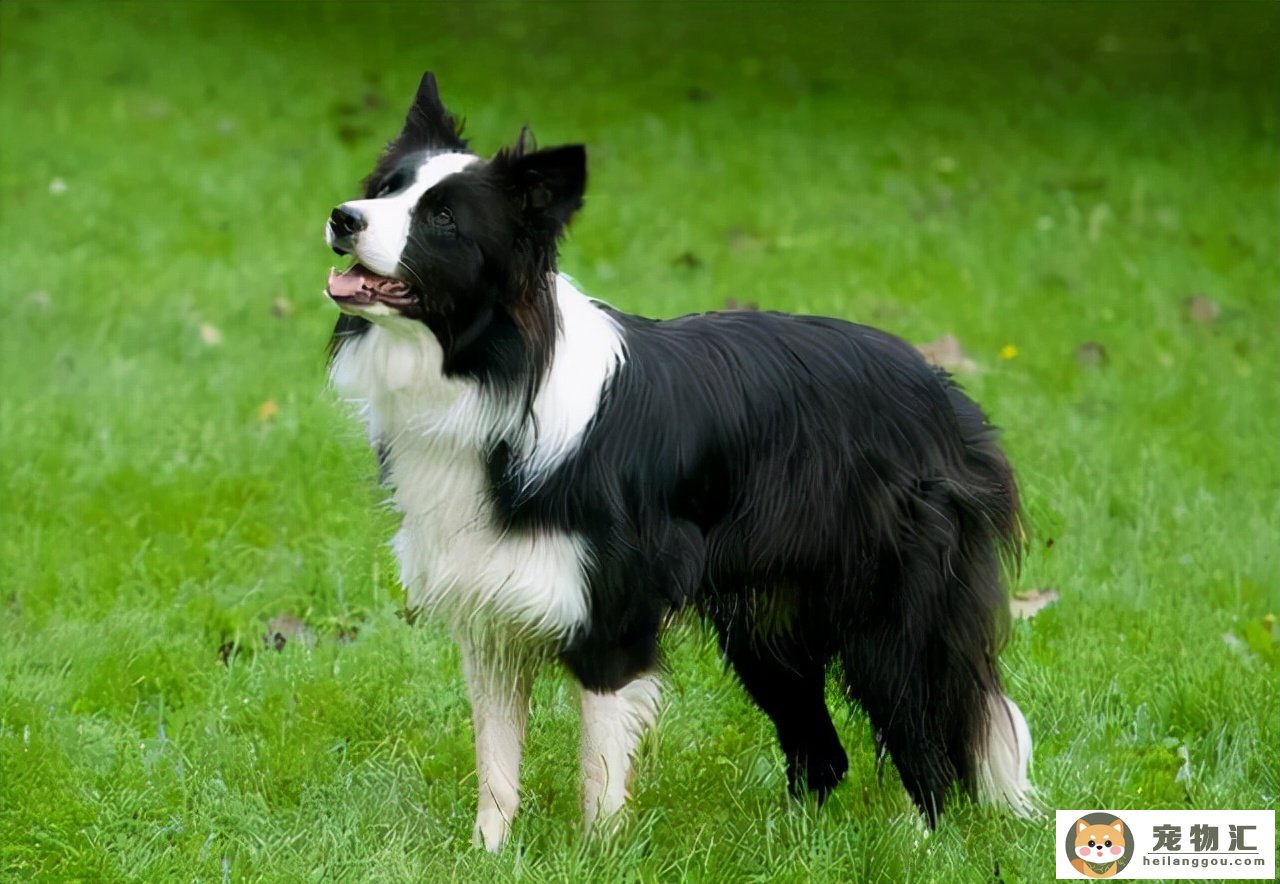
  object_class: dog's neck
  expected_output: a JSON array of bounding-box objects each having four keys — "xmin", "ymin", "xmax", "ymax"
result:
[{"xmin": 330, "ymin": 273, "xmax": 626, "ymax": 488}]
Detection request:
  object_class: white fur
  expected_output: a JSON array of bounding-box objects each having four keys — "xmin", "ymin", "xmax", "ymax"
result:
[
  {"xmin": 459, "ymin": 636, "xmax": 539, "ymax": 851},
  {"xmin": 975, "ymin": 692, "xmax": 1036, "ymax": 816},
  {"xmin": 332, "ymin": 272, "xmax": 630, "ymax": 850},
  {"xmin": 329, "ymin": 274, "xmax": 625, "ymax": 637},
  {"xmin": 517, "ymin": 275, "xmax": 627, "ymax": 487},
  {"xmin": 329, "ymin": 174, "xmax": 639, "ymax": 849},
  {"xmin": 580, "ymin": 675, "xmax": 662, "ymax": 831},
  {"xmin": 328, "ymin": 151, "xmax": 477, "ymax": 277}
]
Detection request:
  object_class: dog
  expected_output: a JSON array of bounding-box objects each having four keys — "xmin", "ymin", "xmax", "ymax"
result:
[{"xmin": 324, "ymin": 72, "xmax": 1034, "ymax": 850}]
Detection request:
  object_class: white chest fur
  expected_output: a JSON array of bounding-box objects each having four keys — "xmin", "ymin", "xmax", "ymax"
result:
[{"xmin": 328, "ymin": 275, "xmax": 625, "ymax": 638}]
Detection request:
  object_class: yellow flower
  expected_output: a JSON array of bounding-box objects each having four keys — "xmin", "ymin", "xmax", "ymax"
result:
[{"xmin": 999, "ymin": 344, "xmax": 1019, "ymax": 361}]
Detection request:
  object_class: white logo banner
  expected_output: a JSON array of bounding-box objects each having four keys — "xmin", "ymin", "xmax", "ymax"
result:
[{"xmin": 1056, "ymin": 809, "xmax": 1275, "ymax": 879}]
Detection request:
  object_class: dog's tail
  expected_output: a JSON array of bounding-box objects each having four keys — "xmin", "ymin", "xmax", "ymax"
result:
[
  {"xmin": 974, "ymin": 688, "xmax": 1036, "ymax": 815},
  {"xmin": 953, "ymin": 386, "xmax": 1036, "ymax": 817}
]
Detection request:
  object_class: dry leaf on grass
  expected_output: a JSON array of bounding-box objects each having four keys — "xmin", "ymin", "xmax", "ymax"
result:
[
  {"xmin": 257, "ymin": 399, "xmax": 279, "ymax": 422},
  {"xmin": 271, "ymin": 297, "xmax": 295, "ymax": 318},
  {"xmin": 1075, "ymin": 341, "xmax": 1109, "ymax": 368},
  {"xmin": 1184, "ymin": 295, "xmax": 1220, "ymax": 325},
  {"xmin": 1010, "ymin": 588, "xmax": 1059, "ymax": 619},
  {"xmin": 264, "ymin": 614, "xmax": 315, "ymax": 651},
  {"xmin": 726, "ymin": 227, "xmax": 763, "ymax": 253},
  {"xmin": 199, "ymin": 323, "xmax": 222, "ymax": 346},
  {"xmin": 916, "ymin": 334, "xmax": 978, "ymax": 374}
]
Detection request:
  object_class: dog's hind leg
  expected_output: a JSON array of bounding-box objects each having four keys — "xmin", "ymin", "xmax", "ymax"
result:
[
  {"xmin": 710, "ymin": 594, "xmax": 847, "ymax": 800},
  {"xmin": 840, "ymin": 518, "xmax": 1033, "ymax": 823},
  {"xmin": 579, "ymin": 673, "xmax": 662, "ymax": 831},
  {"xmin": 841, "ymin": 625, "xmax": 963, "ymax": 824},
  {"xmin": 458, "ymin": 635, "xmax": 539, "ymax": 851}
]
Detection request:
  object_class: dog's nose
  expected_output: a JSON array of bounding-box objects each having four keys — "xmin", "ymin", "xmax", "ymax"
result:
[{"xmin": 328, "ymin": 204, "xmax": 366, "ymax": 255}]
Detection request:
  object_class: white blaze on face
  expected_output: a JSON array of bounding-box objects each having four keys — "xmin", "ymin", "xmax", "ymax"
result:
[{"xmin": 332, "ymin": 151, "xmax": 477, "ymax": 277}]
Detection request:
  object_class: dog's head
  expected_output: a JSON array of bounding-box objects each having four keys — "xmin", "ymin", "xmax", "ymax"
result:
[{"xmin": 325, "ymin": 73, "xmax": 584, "ymax": 369}]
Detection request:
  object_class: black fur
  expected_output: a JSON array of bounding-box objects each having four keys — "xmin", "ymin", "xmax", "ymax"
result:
[
  {"xmin": 495, "ymin": 310, "xmax": 1020, "ymax": 819},
  {"xmin": 330, "ymin": 73, "xmax": 1024, "ymax": 822}
]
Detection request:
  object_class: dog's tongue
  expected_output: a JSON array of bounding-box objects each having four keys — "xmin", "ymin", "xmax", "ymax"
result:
[{"xmin": 326, "ymin": 265, "xmax": 412, "ymax": 300}]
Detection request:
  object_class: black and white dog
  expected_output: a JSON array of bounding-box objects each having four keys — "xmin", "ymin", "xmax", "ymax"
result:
[{"xmin": 325, "ymin": 73, "xmax": 1033, "ymax": 850}]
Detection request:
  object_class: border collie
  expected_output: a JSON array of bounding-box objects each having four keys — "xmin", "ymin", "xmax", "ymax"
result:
[{"xmin": 324, "ymin": 73, "xmax": 1033, "ymax": 850}]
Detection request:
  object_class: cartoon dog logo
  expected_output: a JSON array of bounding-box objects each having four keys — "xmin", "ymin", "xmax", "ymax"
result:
[{"xmin": 1067, "ymin": 815, "xmax": 1129, "ymax": 878}]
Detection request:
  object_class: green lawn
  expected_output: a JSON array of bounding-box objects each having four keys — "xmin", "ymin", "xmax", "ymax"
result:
[{"xmin": 2, "ymin": 2, "xmax": 1277, "ymax": 880}]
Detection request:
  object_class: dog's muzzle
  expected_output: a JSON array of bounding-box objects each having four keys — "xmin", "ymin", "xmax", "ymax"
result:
[{"xmin": 327, "ymin": 204, "xmax": 366, "ymax": 255}]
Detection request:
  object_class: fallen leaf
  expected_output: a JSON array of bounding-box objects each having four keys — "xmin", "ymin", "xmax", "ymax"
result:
[
  {"xmin": 48, "ymin": 178, "xmax": 67, "ymax": 195},
  {"xmin": 264, "ymin": 614, "xmax": 315, "ymax": 651},
  {"xmin": 1184, "ymin": 295, "xmax": 1219, "ymax": 324},
  {"xmin": 199, "ymin": 323, "xmax": 222, "ymax": 346},
  {"xmin": 723, "ymin": 297, "xmax": 759, "ymax": 311},
  {"xmin": 916, "ymin": 334, "xmax": 978, "ymax": 374},
  {"xmin": 1010, "ymin": 587, "xmax": 1059, "ymax": 619},
  {"xmin": 257, "ymin": 399, "xmax": 279, "ymax": 422},
  {"xmin": 726, "ymin": 227, "xmax": 763, "ymax": 252},
  {"xmin": 271, "ymin": 297, "xmax": 294, "ymax": 318},
  {"xmin": 1075, "ymin": 341, "xmax": 1109, "ymax": 367}
]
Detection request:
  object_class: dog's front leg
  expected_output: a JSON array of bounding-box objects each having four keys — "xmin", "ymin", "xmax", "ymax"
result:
[
  {"xmin": 580, "ymin": 674, "xmax": 661, "ymax": 831},
  {"xmin": 458, "ymin": 636, "xmax": 536, "ymax": 851}
]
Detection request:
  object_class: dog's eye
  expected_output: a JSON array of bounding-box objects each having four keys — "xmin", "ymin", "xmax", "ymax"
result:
[
  {"xmin": 1104, "ymin": 840, "xmax": 1111, "ymax": 847},
  {"xmin": 1088, "ymin": 840, "xmax": 1095, "ymax": 847},
  {"xmin": 428, "ymin": 207, "xmax": 454, "ymax": 228},
  {"xmin": 375, "ymin": 172, "xmax": 408, "ymax": 198}
]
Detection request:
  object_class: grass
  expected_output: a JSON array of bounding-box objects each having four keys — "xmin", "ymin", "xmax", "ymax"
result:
[{"xmin": 2, "ymin": 1, "xmax": 1277, "ymax": 880}]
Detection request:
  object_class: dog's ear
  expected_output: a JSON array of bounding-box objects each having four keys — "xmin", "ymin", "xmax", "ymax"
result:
[
  {"xmin": 395, "ymin": 71, "xmax": 467, "ymax": 152},
  {"xmin": 495, "ymin": 129, "xmax": 586, "ymax": 232}
]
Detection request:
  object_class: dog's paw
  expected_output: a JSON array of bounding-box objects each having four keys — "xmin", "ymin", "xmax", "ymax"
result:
[
  {"xmin": 471, "ymin": 809, "xmax": 511, "ymax": 852},
  {"xmin": 786, "ymin": 743, "xmax": 849, "ymax": 803}
]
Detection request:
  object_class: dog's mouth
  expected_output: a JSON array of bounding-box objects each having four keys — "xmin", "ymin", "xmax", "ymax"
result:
[{"xmin": 326, "ymin": 264, "xmax": 418, "ymax": 313}]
